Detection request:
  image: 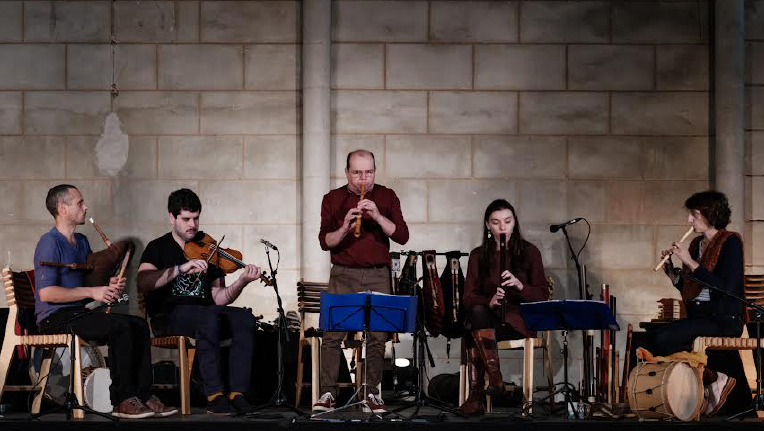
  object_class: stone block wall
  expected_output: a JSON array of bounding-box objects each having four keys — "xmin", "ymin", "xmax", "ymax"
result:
[
  {"xmin": 0, "ymin": 0, "xmax": 760, "ymax": 395},
  {"xmin": 0, "ymin": 0, "xmax": 303, "ymax": 323},
  {"xmin": 330, "ymin": 0, "xmax": 715, "ymax": 386},
  {"xmin": 748, "ymin": 0, "xmax": 764, "ymax": 275}
]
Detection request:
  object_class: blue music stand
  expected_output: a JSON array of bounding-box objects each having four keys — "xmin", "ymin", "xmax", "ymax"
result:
[
  {"xmin": 314, "ymin": 291, "xmax": 416, "ymax": 418},
  {"xmin": 520, "ymin": 300, "xmax": 619, "ymax": 332},
  {"xmin": 319, "ymin": 292, "xmax": 417, "ymax": 333},
  {"xmin": 519, "ymin": 300, "xmax": 618, "ymax": 419}
]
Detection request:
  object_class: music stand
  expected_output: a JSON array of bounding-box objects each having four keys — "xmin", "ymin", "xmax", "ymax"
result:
[
  {"xmin": 312, "ymin": 292, "xmax": 416, "ymax": 420},
  {"xmin": 519, "ymin": 300, "xmax": 619, "ymax": 419}
]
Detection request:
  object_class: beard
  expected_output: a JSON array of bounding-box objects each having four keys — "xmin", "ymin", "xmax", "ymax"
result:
[{"xmin": 176, "ymin": 227, "xmax": 197, "ymax": 242}]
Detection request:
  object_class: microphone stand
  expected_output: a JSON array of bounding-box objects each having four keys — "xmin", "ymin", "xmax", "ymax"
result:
[
  {"xmin": 681, "ymin": 273, "xmax": 764, "ymax": 421},
  {"xmin": 388, "ymin": 282, "xmax": 461, "ymax": 420},
  {"xmin": 247, "ymin": 246, "xmax": 308, "ymax": 419},
  {"xmin": 559, "ymin": 225, "xmax": 593, "ymax": 401}
]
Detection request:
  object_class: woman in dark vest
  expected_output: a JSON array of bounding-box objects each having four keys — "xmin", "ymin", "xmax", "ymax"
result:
[
  {"xmin": 656, "ymin": 190, "xmax": 745, "ymax": 415},
  {"xmin": 458, "ymin": 199, "xmax": 549, "ymax": 415}
]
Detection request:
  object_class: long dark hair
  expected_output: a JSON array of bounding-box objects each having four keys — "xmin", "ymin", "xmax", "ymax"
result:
[{"xmin": 478, "ymin": 199, "xmax": 527, "ymax": 282}]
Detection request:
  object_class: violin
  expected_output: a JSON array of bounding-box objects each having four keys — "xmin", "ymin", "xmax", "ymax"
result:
[{"xmin": 183, "ymin": 233, "xmax": 273, "ymax": 286}]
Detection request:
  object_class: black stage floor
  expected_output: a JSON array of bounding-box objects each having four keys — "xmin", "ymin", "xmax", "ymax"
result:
[{"xmin": 3, "ymin": 404, "xmax": 764, "ymax": 431}]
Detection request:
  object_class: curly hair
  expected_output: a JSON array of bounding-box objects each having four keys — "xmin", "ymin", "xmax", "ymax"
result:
[
  {"xmin": 168, "ymin": 188, "xmax": 202, "ymax": 217},
  {"xmin": 684, "ymin": 190, "xmax": 731, "ymax": 230}
]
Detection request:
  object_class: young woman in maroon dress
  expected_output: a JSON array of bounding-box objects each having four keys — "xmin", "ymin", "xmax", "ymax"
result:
[{"xmin": 458, "ymin": 199, "xmax": 549, "ymax": 415}]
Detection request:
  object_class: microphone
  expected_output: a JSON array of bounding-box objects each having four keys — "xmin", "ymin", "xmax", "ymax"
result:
[
  {"xmin": 260, "ymin": 239, "xmax": 278, "ymax": 251},
  {"xmin": 549, "ymin": 218, "xmax": 583, "ymax": 233}
]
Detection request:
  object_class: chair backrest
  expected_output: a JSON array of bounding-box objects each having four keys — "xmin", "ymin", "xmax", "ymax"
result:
[
  {"xmin": 2, "ymin": 267, "xmax": 36, "ymax": 309},
  {"xmin": 744, "ymin": 275, "xmax": 764, "ymax": 303},
  {"xmin": 296, "ymin": 280, "xmax": 327, "ymax": 337},
  {"xmin": 547, "ymin": 277, "xmax": 554, "ymax": 300},
  {"xmin": 2, "ymin": 267, "xmax": 38, "ymax": 342},
  {"xmin": 745, "ymin": 274, "xmax": 764, "ymax": 319}
]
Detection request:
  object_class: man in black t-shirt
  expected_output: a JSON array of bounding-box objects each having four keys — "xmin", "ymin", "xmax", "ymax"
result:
[{"xmin": 137, "ymin": 189, "xmax": 262, "ymax": 414}]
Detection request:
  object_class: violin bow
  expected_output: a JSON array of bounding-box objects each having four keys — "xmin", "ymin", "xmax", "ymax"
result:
[{"xmin": 189, "ymin": 235, "xmax": 226, "ymax": 291}]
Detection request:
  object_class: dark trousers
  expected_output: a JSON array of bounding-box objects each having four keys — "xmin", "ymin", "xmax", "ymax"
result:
[
  {"xmin": 463, "ymin": 304, "xmax": 525, "ymax": 348},
  {"xmin": 650, "ymin": 317, "xmax": 743, "ymax": 357},
  {"xmin": 646, "ymin": 302, "xmax": 751, "ymax": 414},
  {"xmin": 650, "ymin": 301, "xmax": 743, "ymax": 356},
  {"xmin": 321, "ymin": 265, "xmax": 390, "ymax": 397},
  {"xmin": 39, "ymin": 307, "xmax": 153, "ymax": 405},
  {"xmin": 152, "ymin": 305, "xmax": 256, "ymax": 396}
]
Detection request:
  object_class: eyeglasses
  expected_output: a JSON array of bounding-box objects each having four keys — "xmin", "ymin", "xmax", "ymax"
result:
[{"xmin": 349, "ymin": 170, "xmax": 375, "ymax": 177}]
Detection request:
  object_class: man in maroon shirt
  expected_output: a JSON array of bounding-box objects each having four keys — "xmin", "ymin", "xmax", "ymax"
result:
[{"xmin": 313, "ymin": 150, "xmax": 409, "ymax": 414}]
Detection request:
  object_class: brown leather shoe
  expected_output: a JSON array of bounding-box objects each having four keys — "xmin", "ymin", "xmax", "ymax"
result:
[
  {"xmin": 144, "ymin": 395, "xmax": 178, "ymax": 418},
  {"xmin": 112, "ymin": 396, "xmax": 155, "ymax": 419},
  {"xmin": 473, "ymin": 329, "xmax": 505, "ymax": 397},
  {"xmin": 458, "ymin": 346, "xmax": 486, "ymax": 415}
]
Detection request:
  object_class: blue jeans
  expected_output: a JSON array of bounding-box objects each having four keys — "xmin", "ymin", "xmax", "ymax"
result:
[{"xmin": 152, "ymin": 305, "xmax": 256, "ymax": 395}]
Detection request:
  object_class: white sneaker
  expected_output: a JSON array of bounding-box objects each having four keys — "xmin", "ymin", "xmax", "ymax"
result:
[
  {"xmin": 312, "ymin": 392, "xmax": 335, "ymax": 412},
  {"xmin": 361, "ymin": 393, "xmax": 386, "ymax": 414},
  {"xmin": 701, "ymin": 386, "xmax": 710, "ymax": 415},
  {"xmin": 707, "ymin": 373, "xmax": 736, "ymax": 416}
]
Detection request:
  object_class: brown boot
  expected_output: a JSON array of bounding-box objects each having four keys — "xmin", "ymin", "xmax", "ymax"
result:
[
  {"xmin": 473, "ymin": 329, "xmax": 505, "ymax": 397},
  {"xmin": 458, "ymin": 346, "xmax": 486, "ymax": 415}
]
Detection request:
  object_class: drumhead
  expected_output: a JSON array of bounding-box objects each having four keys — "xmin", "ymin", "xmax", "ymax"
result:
[
  {"xmin": 36, "ymin": 346, "xmax": 103, "ymax": 406},
  {"xmin": 665, "ymin": 362, "xmax": 703, "ymax": 421},
  {"xmin": 84, "ymin": 368, "xmax": 113, "ymax": 413}
]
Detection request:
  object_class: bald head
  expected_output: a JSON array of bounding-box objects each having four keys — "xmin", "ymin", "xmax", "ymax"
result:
[
  {"xmin": 344, "ymin": 149, "xmax": 377, "ymax": 194},
  {"xmin": 346, "ymin": 149, "xmax": 376, "ymax": 170}
]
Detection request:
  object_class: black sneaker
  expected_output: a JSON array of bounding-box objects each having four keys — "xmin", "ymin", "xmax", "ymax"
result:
[
  {"xmin": 230, "ymin": 394, "xmax": 254, "ymax": 413},
  {"xmin": 206, "ymin": 395, "xmax": 231, "ymax": 414}
]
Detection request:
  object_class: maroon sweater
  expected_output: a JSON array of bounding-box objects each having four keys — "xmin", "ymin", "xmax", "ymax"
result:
[
  {"xmin": 463, "ymin": 241, "xmax": 549, "ymax": 337},
  {"xmin": 319, "ymin": 184, "xmax": 409, "ymax": 267}
]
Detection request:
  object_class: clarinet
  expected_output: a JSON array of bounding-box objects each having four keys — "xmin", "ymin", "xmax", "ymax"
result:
[{"xmin": 499, "ymin": 233, "xmax": 507, "ymax": 326}]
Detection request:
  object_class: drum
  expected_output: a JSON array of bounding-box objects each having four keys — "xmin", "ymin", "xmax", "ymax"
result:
[
  {"xmin": 84, "ymin": 368, "xmax": 113, "ymax": 413},
  {"xmin": 627, "ymin": 361, "xmax": 704, "ymax": 421},
  {"xmin": 35, "ymin": 346, "xmax": 105, "ymax": 406}
]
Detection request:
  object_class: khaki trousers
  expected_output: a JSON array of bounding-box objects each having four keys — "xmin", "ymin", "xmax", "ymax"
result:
[{"xmin": 320, "ymin": 264, "xmax": 390, "ymax": 396}]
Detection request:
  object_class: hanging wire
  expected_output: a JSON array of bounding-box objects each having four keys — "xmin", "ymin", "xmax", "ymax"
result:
[
  {"xmin": 110, "ymin": 0, "xmax": 119, "ymax": 100},
  {"xmin": 577, "ymin": 218, "xmax": 592, "ymax": 260}
]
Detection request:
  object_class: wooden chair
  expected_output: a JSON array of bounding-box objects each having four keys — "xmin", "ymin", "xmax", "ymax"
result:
[
  {"xmin": 138, "ymin": 292, "xmax": 196, "ymax": 415},
  {"xmin": 461, "ymin": 278, "xmax": 555, "ymax": 413},
  {"xmin": 489, "ymin": 336, "xmax": 554, "ymax": 412},
  {"xmin": 294, "ymin": 280, "xmax": 363, "ymax": 407},
  {"xmin": 0, "ymin": 267, "xmax": 87, "ymax": 418},
  {"xmin": 743, "ymin": 274, "xmax": 764, "ymax": 389}
]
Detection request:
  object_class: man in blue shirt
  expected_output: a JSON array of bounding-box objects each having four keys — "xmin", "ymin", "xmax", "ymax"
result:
[{"xmin": 34, "ymin": 184, "xmax": 176, "ymax": 419}]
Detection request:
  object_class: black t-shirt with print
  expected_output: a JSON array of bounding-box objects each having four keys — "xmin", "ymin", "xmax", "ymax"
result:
[{"xmin": 140, "ymin": 231, "xmax": 223, "ymax": 317}]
